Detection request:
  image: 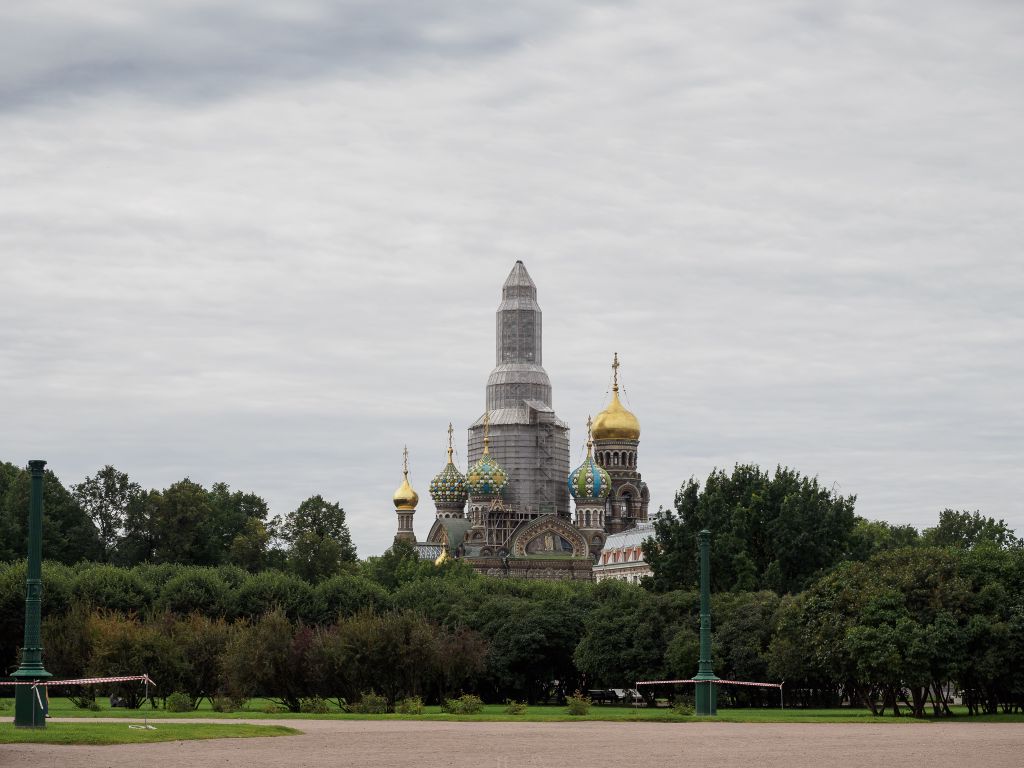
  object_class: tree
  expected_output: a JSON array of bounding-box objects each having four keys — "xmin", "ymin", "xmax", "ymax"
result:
[
  {"xmin": 642, "ymin": 464, "xmax": 857, "ymax": 594},
  {"xmin": 281, "ymin": 495, "xmax": 357, "ymax": 582},
  {"xmin": 923, "ymin": 509, "xmax": 1020, "ymax": 550},
  {"xmin": 72, "ymin": 466, "xmax": 142, "ymax": 562},
  {"xmin": 0, "ymin": 462, "xmax": 101, "ymax": 564}
]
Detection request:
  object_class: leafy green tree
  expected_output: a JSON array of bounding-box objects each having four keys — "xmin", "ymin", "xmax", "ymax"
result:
[
  {"xmin": 72, "ymin": 466, "xmax": 142, "ymax": 562},
  {"xmin": 220, "ymin": 609, "xmax": 315, "ymax": 711},
  {"xmin": 643, "ymin": 464, "xmax": 857, "ymax": 594},
  {"xmin": 573, "ymin": 581, "xmax": 671, "ymax": 688},
  {"xmin": 282, "ymin": 495, "xmax": 357, "ymax": 582},
  {"xmin": 923, "ymin": 509, "xmax": 1020, "ymax": 550},
  {"xmin": 848, "ymin": 517, "xmax": 920, "ymax": 560},
  {"xmin": 0, "ymin": 462, "xmax": 101, "ymax": 564}
]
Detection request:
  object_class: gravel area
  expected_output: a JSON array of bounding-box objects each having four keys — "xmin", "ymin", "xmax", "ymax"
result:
[{"xmin": 3, "ymin": 718, "xmax": 1022, "ymax": 768}]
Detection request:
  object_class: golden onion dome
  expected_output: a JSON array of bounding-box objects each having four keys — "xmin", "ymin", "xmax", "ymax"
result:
[
  {"xmin": 592, "ymin": 352, "xmax": 641, "ymax": 441},
  {"xmin": 393, "ymin": 446, "xmax": 419, "ymax": 511}
]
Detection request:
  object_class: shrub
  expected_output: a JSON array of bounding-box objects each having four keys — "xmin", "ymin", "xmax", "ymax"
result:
[
  {"xmin": 566, "ymin": 690, "xmax": 591, "ymax": 716},
  {"xmin": 259, "ymin": 702, "xmax": 287, "ymax": 714},
  {"xmin": 211, "ymin": 695, "xmax": 245, "ymax": 713},
  {"xmin": 300, "ymin": 696, "xmax": 330, "ymax": 714},
  {"xmin": 349, "ymin": 692, "xmax": 389, "ymax": 714},
  {"xmin": 395, "ymin": 696, "xmax": 424, "ymax": 715},
  {"xmin": 86, "ymin": 700, "xmax": 102, "ymax": 712},
  {"xmin": 312, "ymin": 574, "xmax": 390, "ymax": 623},
  {"xmin": 503, "ymin": 699, "xmax": 528, "ymax": 715},
  {"xmin": 165, "ymin": 691, "xmax": 193, "ymax": 712},
  {"xmin": 441, "ymin": 693, "xmax": 483, "ymax": 714},
  {"xmin": 157, "ymin": 568, "xmax": 229, "ymax": 616},
  {"xmin": 0, "ymin": 700, "xmax": 9, "ymax": 711},
  {"xmin": 671, "ymin": 700, "xmax": 695, "ymax": 717},
  {"xmin": 232, "ymin": 571, "xmax": 315, "ymax": 621},
  {"xmin": 71, "ymin": 565, "xmax": 153, "ymax": 613}
]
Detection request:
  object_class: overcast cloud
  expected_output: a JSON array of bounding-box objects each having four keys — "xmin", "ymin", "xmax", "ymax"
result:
[{"xmin": 1, "ymin": 0, "xmax": 1021, "ymax": 555}]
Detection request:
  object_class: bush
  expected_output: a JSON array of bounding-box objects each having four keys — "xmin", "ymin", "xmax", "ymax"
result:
[
  {"xmin": 232, "ymin": 571, "xmax": 315, "ymax": 621},
  {"xmin": 165, "ymin": 691, "xmax": 193, "ymax": 712},
  {"xmin": 300, "ymin": 696, "xmax": 330, "ymax": 714},
  {"xmin": 158, "ymin": 568, "xmax": 229, "ymax": 616},
  {"xmin": 671, "ymin": 700, "xmax": 695, "ymax": 717},
  {"xmin": 395, "ymin": 696, "xmax": 424, "ymax": 715},
  {"xmin": 211, "ymin": 695, "xmax": 245, "ymax": 712},
  {"xmin": 441, "ymin": 693, "xmax": 483, "ymax": 714},
  {"xmin": 566, "ymin": 690, "xmax": 591, "ymax": 716},
  {"xmin": 71, "ymin": 565, "xmax": 153, "ymax": 613},
  {"xmin": 503, "ymin": 699, "xmax": 527, "ymax": 715},
  {"xmin": 259, "ymin": 702, "xmax": 287, "ymax": 714},
  {"xmin": 349, "ymin": 692, "xmax": 389, "ymax": 714}
]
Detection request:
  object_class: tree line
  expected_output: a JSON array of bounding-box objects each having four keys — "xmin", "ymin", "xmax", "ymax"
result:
[
  {"xmin": 1, "ymin": 460, "xmax": 1020, "ymax": 715},
  {"xmin": 0, "ymin": 462, "xmax": 356, "ymax": 581}
]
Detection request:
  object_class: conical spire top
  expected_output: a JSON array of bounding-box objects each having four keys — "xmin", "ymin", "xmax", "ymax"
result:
[{"xmin": 502, "ymin": 260, "xmax": 536, "ymax": 299}]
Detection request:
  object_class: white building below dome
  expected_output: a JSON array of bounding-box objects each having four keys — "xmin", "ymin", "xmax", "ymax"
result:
[{"xmin": 594, "ymin": 521, "xmax": 656, "ymax": 584}]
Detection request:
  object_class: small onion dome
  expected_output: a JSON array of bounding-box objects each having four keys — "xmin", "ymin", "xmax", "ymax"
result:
[
  {"xmin": 466, "ymin": 452, "xmax": 508, "ymax": 496},
  {"xmin": 430, "ymin": 448, "xmax": 468, "ymax": 505},
  {"xmin": 467, "ymin": 411, "xmax": 508, "ymax": 496},
  {"xmin": 393, "ymin": 446, "xmax": 419, "ymax": 510},
  {"xmin": 592, "ymin": 352, "xmax": 640, "ymax": 441},
  {"xmin": 569, "ymin": 422, "xmax": 612, "ymax": 500}
]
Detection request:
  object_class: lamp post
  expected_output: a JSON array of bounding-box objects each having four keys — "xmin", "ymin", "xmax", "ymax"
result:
[
  {"xmin": 12, "ymin": 460, "xmax": 51, "ymax": 727},
  {"xmin": 693, "ymin": 528, "xmax": 717, "ymax": 716}
]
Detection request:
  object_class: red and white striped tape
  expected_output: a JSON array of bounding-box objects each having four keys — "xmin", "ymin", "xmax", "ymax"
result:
[
  {"xmin": 636, "ymin": 678, "xmax": 782, "ymax": 689},
  {"xmin": 0, "ymin": 674, "xmax": 156, "ymax": 688}
]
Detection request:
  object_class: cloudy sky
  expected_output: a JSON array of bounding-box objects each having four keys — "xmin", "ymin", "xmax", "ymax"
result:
[{"xmin": 1, "ymin": 1, "xmax": 1021, "ymax": 555}]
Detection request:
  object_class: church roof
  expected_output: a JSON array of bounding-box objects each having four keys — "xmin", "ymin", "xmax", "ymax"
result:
[{"xmin": 600, "ymin": 521, "xmax": 656, "ymax": 552}]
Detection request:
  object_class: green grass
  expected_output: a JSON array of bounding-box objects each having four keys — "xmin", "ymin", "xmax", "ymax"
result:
[
  {"xmin": 30, "ymin": 697, "xmax": 1024, "ymax": 724},
  {"xmin": 0, "ymin": 721, "xmax": 299, "ymax": 745}
]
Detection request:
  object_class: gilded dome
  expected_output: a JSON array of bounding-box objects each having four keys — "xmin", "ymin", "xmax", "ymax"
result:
[
  {"xmin": 568, "ymin": 434, "xmax": 611, "ymax": 500},
  {"xmin": 393, "ymin": 446, "xmax": 419, "ymax": 510},
  {"xmin": 592, "ymin": 353, "xmax": 640, "ymax": 441},
  {"xmin": 430, "ymin": 425, "xmax": 468, "ymax": 504}
]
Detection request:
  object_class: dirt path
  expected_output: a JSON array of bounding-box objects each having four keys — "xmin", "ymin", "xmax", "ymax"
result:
[{"xmin": 3, "ymin": 718, "xmax": 1023, "ymax": 768}]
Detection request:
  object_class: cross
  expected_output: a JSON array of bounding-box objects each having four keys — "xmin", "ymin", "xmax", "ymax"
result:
[
  {"xmin": 403, "ymin": 445, "xmax": 409, "ymax": 476},
  {"xmin": 586, "ymin": 415, "xmax": 594, "ymax": 452},
  {"xmin": 483, "ymin": 410, "xmax": 491, "ymax": 453},
  {"xmin": 447, "ymin": 422, "xmax": 454, "ymax": 461},
  {"xmin": 612, "ymin": 352, "xmax": 620, "ymax": 390}
]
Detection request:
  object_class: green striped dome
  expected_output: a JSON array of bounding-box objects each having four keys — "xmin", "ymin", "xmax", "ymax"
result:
[{"xmin": 568, "ymin": 453, "xmax": 611, "ymax": 500}]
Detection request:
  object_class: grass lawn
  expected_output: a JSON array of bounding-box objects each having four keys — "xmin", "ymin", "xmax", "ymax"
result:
[
  {"xmin": 30, "ymin": 698, "xmax": 1024, "ymax": 724},
  {"xmin": 0, "ymin": 721, "xmax": 299, "ymax": 745}
]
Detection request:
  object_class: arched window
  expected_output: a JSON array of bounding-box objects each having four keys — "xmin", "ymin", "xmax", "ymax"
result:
[{"xmin": 613, "ymin": 453, "xmax": 620, "ymax": 466}]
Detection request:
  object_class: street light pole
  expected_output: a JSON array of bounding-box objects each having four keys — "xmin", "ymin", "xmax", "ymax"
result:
[
  {"xmin": 694, "ymin": 528, "xmax": 717, "ymax": 716},
  {"xmin": 12, "ymin": 460, "xmax": 52, "ymax": 727}
]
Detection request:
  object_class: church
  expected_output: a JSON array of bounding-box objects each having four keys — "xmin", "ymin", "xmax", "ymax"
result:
[{"xmin": 391, "ymin": 261, "xmax": 650, "ymax": 580}]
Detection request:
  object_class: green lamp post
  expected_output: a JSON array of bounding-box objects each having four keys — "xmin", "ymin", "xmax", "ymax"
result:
[
  {"xmin": 12, "ymin": 460, "xmax": 52, "ymax": 727},
  {"xmin": 693, "ymin": 528, "xmax": 717, "ymax": 716}
]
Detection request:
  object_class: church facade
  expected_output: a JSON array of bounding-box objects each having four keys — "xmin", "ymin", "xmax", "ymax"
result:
[{"xmin": 392, "ymin": 261, "xmax": 650, "ymax": 580}]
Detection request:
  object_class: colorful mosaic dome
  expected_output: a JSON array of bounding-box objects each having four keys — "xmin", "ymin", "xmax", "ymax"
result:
[
  {"xmin": 466, "ymin": 451, "xmax": 508, "ymax": 497},
  {"xmin": 430, "ymin": 456, "xmax": 468, "ymax": 505},
  {"xmin": 568, "ymin": 447, "xmax": 611, "ymax": 500}
]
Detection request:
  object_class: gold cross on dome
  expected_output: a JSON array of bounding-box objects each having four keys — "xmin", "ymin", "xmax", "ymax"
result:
[
  {"xmin": 612, "ymin": 352, "xmax": 620, "ymax": 391},
  {"xmin": 447, "ymin": 422, "xmax": 454, "ymax": 462},
  {"xmin": 402, "ymin": 445, "xmax": 409, "ymax": 476}
]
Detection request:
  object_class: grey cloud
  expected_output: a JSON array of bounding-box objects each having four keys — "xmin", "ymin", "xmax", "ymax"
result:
[{"xmin": 0, "ymin": 0, "xmax": 594, "ymax": 110}]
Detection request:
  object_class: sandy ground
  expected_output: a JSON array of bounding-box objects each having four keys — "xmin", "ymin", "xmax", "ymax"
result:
[{"xmin": 3, "ymin": 718, "xmax": 1023, "ymax": 768}]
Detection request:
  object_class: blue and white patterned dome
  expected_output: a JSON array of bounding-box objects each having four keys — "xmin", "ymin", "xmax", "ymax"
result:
[{"xmin": 568, "ymin": 449, "xmax": 611, "ymax": 500}]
